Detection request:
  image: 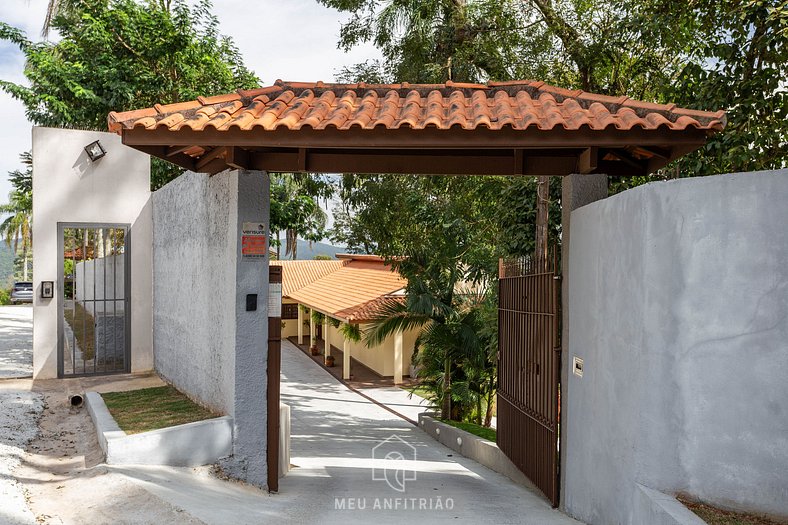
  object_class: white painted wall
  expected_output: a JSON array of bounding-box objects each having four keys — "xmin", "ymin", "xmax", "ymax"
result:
[
  {"xmin": 563, "ymin": 169, "xmax": 788, "ymax": 524},
  {"xmin": 152, "ymin": 170, "xmax": 237, "ymax": 416},
  {"xmin": 32, "ymin": 127, "xmax": 152, "ymax": 379}
]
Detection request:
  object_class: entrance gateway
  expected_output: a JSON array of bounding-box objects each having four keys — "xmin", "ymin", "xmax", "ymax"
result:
[
  {"xmin": 106, "ymin": 79, "xmax": 724, "ymax": 496},
  {"xmin": 58, "ymin": 224, "xmax": 131, "ymax": 377}
]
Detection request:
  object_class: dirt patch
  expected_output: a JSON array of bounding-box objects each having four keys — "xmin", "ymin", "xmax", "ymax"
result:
[
  {"xmin": 14, "ymin": 381, "xmax": 205, "ymax": 524},
  {"xmin": 678, "ymin": 496, "xmax": 788, "ymax": 525}
]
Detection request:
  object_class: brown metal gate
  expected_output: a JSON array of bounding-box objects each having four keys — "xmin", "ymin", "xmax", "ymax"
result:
[{"xmin": 497, "ymin": 251, "xmax": 561, "ymax": 506}]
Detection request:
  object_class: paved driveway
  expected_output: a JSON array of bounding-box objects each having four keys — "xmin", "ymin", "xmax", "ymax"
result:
[
  {"xmin": 0, "ymin": 306, "xmax": 33, "ymax": 379},
  {"xmin": 275, "ymin": 339, "xmax": 579, "ymax": 524}
]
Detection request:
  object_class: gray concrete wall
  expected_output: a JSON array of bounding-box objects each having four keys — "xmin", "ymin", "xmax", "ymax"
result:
[
  {"xmin": 32, "ymin": 127, "xmax": 153, "ymax": 378},
  {"xmin": 563, "ymin": 169, "xmax": 788, "ymax": 524},
  {"xmin": 152, "ymin": 169, "xmax": 271, "ymax": 488},
  {"xmin": 152, "ymin": 170, "xmax": 238, "ymax": 416}
]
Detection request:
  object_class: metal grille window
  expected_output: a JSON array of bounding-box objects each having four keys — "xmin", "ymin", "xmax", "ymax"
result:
[{"xmin": 281, "ymin": 303, "xmax": 299, "ymax": 320}]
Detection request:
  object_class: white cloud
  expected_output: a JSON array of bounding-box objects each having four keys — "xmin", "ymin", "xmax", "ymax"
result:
[{"xmin": 0, "ymin": 0, "xmax": 380, "ymax": 203}]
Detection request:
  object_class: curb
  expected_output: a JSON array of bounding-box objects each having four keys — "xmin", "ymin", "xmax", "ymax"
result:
[
  {"xmin": 417, "ymin": 413, "xmax": 539, "ymax": 493},
  {"xmin": 85, "ymin": 391, "xmax": 233, "ymax": 466}
]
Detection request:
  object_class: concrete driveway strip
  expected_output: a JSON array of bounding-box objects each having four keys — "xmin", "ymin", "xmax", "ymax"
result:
[
  {"xmin": 0, "ymin": 306, "xmax": 33, "ymax": 379},
  {"xmin": 118, "ymin": 340, "xmax": 581, "ymax": 524}
]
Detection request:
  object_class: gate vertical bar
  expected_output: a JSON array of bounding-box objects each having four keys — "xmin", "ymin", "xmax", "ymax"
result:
[{"xmin": 497, "ymin": 249, "xmax": 561, "ymax": 507}]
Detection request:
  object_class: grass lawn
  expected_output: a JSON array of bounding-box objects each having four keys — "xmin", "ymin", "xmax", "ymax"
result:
[
  {"xmin": 440, "ymin": 419, "xmax": 497, "ymax": 442},
  {"xmin": 101, "ymin": 385, "xmax": 217, "ymax": 434},
  {"xmin": 405, "ymin": 385, "xmax": 435, "ymax": 402},
  {"xmin": 678, "ymin": 497, "xmax": 786, "ymax": 525}
]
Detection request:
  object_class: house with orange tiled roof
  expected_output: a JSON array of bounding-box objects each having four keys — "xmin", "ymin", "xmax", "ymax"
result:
[{"xmin": 270, "ymin": 254, "xmax": 417, "ymax": 383}]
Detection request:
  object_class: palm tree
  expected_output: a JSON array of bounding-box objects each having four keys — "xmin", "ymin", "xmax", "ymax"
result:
[
  {"xmin": 0, "ymin": 192, "xmax": 33, "ymax": 281},
  {"xmin": 1, "ymin": 153, "xmax": 33, "ymax": 281},
  {"xmin": 365, "ymin": 275, "xmax": 493, "ymax": 422}
]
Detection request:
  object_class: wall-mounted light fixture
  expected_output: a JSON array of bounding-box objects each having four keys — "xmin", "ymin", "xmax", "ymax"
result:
[{"xmin": 84, "ymin": 140, "xmax": 107, "ymax": 162}]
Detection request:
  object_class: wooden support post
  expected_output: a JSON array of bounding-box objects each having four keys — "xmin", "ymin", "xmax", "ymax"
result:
[
  {"xmin": 266, "ymin": 265, "xmax": 282, "ymax": 493},
  {"xmin": 309, "ymin": 308, "xmax": 315, "ymax": 347}
]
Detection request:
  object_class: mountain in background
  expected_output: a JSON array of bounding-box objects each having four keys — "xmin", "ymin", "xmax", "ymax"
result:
[
  {"xmin": 273, "ymin": 238, "xmax": 346, "ymax": 260},
  {"xmin": 0, "ymin": 243, "xmax": 15, "ymax": 287}
]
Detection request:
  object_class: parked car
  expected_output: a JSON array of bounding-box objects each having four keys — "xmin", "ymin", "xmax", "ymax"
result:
[{"xmin": 10, "ymin": 282, "xmax": 33, "ymax": 304}]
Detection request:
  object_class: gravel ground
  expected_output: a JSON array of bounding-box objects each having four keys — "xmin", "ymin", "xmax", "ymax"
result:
[{"xmin": 0, "ymin": 390, "xmax": 44, "ymax": 525}]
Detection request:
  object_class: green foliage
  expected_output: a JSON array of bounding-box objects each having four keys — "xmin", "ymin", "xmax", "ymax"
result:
[
  {"xmin": 310, "ymin": 310, "xmax": 325, "ymax": 324},
  {"xmin": 339, "ymin": 322, "xmax": 362, "ymax": 343},
  {"xmin": 0, "ymin": 0, "xmax": 259, "ymax": 189},
  {"xmin": 328, "ymin": 317, "xmax": 341, "ymax": 328},
  {"xmin": 270, "ymin": 173, "xmax": 332, "ymax": 259},
  {"xmin": 0, "ymin": 287, "xmax": 10, "ymax": 305},
  {"xmin": 1, "ymin": 152, "xmax": 33, "ymax": 281},
  {"xmin": 313, "ymin": 254, "xmax": 332, "ymax": 260},
  {"xmin": 440, "ymin": 418, "xmax": 497, "ymax": 442}
]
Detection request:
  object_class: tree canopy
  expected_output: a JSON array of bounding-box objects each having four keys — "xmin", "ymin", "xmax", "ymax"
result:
[{"xmin": 0, "ymin": 0, "xmax": 259, "ymax": 188}]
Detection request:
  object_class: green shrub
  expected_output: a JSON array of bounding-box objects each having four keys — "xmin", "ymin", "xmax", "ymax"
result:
[{"xmin": 0, "ymin": 288, "xmax": 10, "ymax": 305}]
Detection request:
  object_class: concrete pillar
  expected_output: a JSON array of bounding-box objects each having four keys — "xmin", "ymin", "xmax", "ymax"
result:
[
  {"xmin": 343, "ymin": 338, "xmax": 351, "ymax": 380},
  {"xmin": 393, "ymin": 330, "xmax": 404, "ymax": 384},
  {"xmin": 230, "ymin": 169, "xmax": 270, "ymax": 488},
  {"xmin": 559, "ymin": 173, "xmax": 607, "ymax": 508},
  {"xmin": 297, "ymin": 304, "xmax": 304, "ymax": 345},
  {"xmin": 309, "ymin": 308, "xmax": 315, "ymax": 347},
  {"xmin": 324, "ymin": 317, "xmax": 330, "ymax": 356}
]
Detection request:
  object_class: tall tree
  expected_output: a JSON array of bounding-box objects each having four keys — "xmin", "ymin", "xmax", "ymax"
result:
[
  {"xmin": 1, "ymin": 0, "xmax": 259, "ymax": 189},
  {"xmin": 0, "ymin": 154, "xmax": 33, "ymax": 281}
]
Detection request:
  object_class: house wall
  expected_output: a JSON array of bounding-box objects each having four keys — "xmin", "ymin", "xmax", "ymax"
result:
[
  {"xmin": 563, "ymin": 169, "xmax": 788, "ymax": 524},
  {"xmin": 324, "ymin": 323, "xmax": 416, "ymax": 377},
  {"xmin": 281, "ymin": 299, "xmax": 303, "ymax": 339},
  {"xmin": 32, "ymin": 127, "xmax": 153, "ymax": 379}
]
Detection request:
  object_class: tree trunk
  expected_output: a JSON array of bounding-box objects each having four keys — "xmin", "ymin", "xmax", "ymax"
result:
[
  {"xmin": 535, "ymin": 176, "xmax": 550, "ymax": 264},
  {"xmin": 441, "ymin": 355, "xmax": 451, "ymax": 419},
  {"xmin": 22, "ymin": 249, "xmax": 29, "ymax": 281}
]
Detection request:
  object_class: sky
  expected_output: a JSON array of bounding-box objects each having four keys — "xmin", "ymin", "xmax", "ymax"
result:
[{"xmin": 0, "ymin": 0, "xmax": 380, "ymax": 211}]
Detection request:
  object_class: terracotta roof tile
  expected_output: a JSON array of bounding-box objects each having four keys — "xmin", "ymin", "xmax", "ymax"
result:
[
  {"xmin": 108, "ymin": 80, "xmax": 726, "ymax": 134},
  {"xmin": 271, "ymin": 255, "xmax": 406, "ymax": 322},
  {"xmin": 270, "ymin": 259, "xmax": 347, "ymax": 296}
]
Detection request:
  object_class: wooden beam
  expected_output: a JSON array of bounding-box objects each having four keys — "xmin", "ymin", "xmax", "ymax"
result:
[
  {"xmin": 234, "ymin": 149, "xmax": 583, "ymax": 176},
  {"xmin": 225, "ymin": 147, "xmax": 250, "ymax": 170},
  {"xmin": 195, "ymin": 146, "xmax": 227, "ymax": 171},
  {"xmin": 121, "ymin": 126, "xmax": 711, "ymax": 151},
  {"xmin": 576, "ymin": 147, "xmax": 599, "ymax": 174},
  {"xmin": 130, "ymin": 145, "xmax": 195, "ymax": 171},
  {"xmin": 165, "ymin": 145, "xmax": 194, "ymax": 157},
  {"xmin": 297, "ymin": 148, "xmax": 307, "ymax": 172},
  {"xmin": 514, "ymin": 149, "xmax": 524, "ymax": 175}
]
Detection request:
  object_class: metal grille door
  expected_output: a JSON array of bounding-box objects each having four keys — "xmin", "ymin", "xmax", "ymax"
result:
[
  {"xmin": 497, "ymin": 251, "xmax": 561, "ymax": 506},
  {"xmin": 58, "ymin": 224, "xmax": 130, "ymax": 377}
]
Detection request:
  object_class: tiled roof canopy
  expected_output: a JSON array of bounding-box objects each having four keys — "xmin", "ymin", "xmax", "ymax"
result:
[
  {"xmin": 272, "ymin": 254, "xmax": 406, "ymax": 323},
  {"xmin": 109, "ymin": 80, "xmax": 725, "ymax": 177}
]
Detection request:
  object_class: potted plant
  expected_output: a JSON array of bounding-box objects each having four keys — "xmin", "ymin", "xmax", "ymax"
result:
[
  {"xmin": 310, "ymin": 337, "xmax": 320, "ymax": 356},
  {"xmin": 324, "ymin": 355, "xmax": 335, "ymax": 367}
]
